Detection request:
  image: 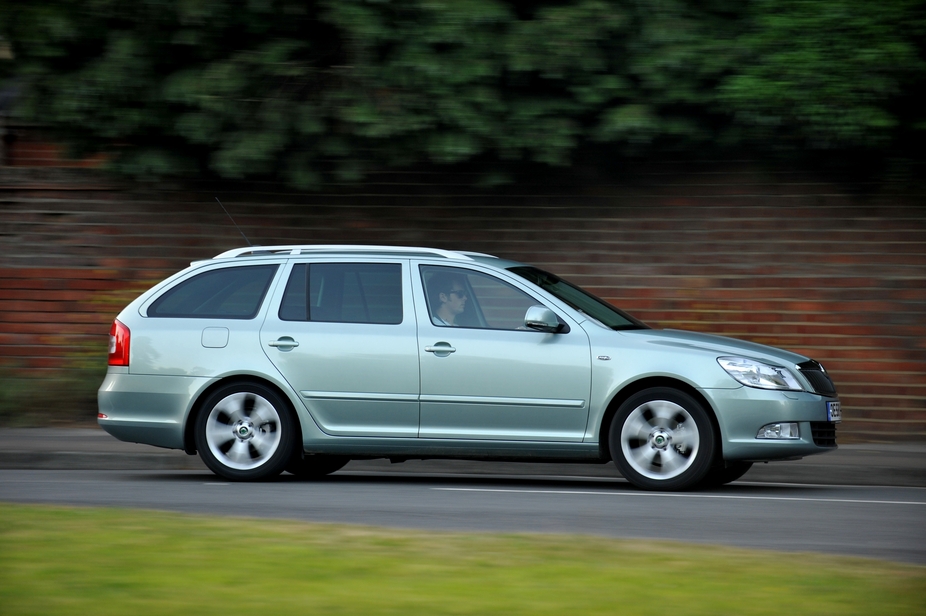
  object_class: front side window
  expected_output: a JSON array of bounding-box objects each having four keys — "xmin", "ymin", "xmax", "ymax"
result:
[
  {"xmin": 279, "ymin": 262, "xmax": 402, "ymax": 324},
  {"xmin": 508, "ymin": 266, "xmax": 648, "ymax": 330},
  {"xmin": 148, "ymin": 265, "xmax": 278, "ymax": 319},
  {"xmin": 421, "ymin": 265, "xmax": 547, "ymax": 330}
]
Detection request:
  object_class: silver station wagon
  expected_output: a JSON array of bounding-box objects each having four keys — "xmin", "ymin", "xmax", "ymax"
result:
[{"xmin": 98, "ymin": 245, "xmax": 840, "ymax": 490}]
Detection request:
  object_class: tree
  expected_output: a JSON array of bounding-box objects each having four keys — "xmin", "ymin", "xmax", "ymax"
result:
[
  {"xmin": 1, "ymin": 0, "xmax": 922, "ymax": 187},
  {"xmin": 718, "ymin": 0, "xmax": 926, "ymax": 153}
]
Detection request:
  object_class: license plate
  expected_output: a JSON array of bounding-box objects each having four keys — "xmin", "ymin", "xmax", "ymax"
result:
[{"xmin": 827, "ymin": 401, "xmax": 842, "ymax": 423}]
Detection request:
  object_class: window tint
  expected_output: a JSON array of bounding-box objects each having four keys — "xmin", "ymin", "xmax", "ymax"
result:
[
  {"xmin": 279, "ymin": 263, "xmax": 403, "ymax": 324},
  {"xmin": 149, "ymin": 265, "xmax": 278, "ymax": 319},
  {"xmin": 421, "ymin": 265, "xmax": 545, "ymax": 330}
]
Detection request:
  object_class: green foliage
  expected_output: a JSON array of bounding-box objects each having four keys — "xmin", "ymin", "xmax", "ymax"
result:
[
  {"xmin": 719, "ymin": 0, "xmax": 926, "ymax": 151},
  {"xmin": 1, "ymin": 0, "xmax": 922, "ymax": 186},
  {"xmin": 3, "ymin": 504, "xmax": 925, "ymax": 615},
  {"xmin": 0, "ymin": 371, "xmax": 102, "ymax": 427}
]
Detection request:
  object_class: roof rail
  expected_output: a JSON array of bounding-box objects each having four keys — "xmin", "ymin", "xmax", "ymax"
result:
[
  {"xmin": 457, "ymin": 251, "xmax": 499, "ymax": 259},
  {"xmin": 213, "ymin": 245, "xmax": 490, "ymax": 260}
]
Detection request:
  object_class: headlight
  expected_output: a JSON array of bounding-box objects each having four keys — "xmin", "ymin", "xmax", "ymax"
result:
[{"xmin": 717, "ymin": 357, "xmax": 804, "ymax": 391}]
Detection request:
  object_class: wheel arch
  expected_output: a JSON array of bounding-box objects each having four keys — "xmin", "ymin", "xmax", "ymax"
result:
[
  {"xmin": 183, "ymin": 374, "xmax": 302, "ymax": 455},
  {"xmin": 597, "ymin": 377, "xmax": 723, "ymax": 463}
]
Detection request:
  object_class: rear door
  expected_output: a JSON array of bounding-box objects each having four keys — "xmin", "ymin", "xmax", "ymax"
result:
[{"xmin": 260, "ymin": 259, "xmax": 420, "ymax": 437}]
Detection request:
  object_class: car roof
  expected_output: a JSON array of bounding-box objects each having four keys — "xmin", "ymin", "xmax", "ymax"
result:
[{"xmin": 211, "ymin": 245, "xmax": 504, "ymax": 263}]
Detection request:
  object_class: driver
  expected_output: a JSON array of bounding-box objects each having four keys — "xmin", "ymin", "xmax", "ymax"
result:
[{"xmin": 427, "ymin": 272, "xmax": 468, "ymax": 326}]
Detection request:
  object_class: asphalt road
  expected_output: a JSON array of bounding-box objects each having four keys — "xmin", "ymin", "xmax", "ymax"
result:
[{"xmin": 2, "ymin": 468, "xmax": 924, "ymax": 565}]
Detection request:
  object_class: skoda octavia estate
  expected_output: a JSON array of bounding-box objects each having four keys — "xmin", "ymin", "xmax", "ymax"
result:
[{"xmin": 98, "ymin": 245, "xmax": 840, "ymax": 490}]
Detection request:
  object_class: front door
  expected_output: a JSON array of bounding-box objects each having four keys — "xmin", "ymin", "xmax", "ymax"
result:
[
  {"xmin": 415, "ymin": 264, "xmax": 591, "ymax": 442},
  {"xmin": 261, "ymin": 260, "xmax": 420, "ymax": 437}
]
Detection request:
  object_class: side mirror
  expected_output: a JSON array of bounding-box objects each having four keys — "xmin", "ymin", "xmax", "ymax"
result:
[{"xmin": 524, "ymin": 306, "xmax": 565, "ymax": 333}]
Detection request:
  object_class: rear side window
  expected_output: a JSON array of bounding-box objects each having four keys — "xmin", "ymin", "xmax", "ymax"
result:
[
  {"xmin": 148, "ymin": 265, "xmax": 278, "ymax": 319},
  {"xmin": 279, "ymin": 263, "xmax": 402, "ymax": 324}
]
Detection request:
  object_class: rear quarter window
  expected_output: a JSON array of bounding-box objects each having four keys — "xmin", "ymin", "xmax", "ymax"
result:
[{"xmin": 148, "ymin": 264, "xmax": 278, "ymax": 319}]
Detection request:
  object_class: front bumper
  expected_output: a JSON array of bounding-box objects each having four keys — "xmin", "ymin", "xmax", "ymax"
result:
[{"xmin": 707, "ymin": 387, "xmax": 840, "ymax": 461}]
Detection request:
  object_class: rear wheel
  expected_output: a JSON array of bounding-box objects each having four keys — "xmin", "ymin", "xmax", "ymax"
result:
[
  {"xmin": 609, "ymin": 387, "xmax": 715, "ymax": 491},
  {"xmin": 286, "ymin": 454, "xmax": 350, "ymax": 479},
  {"xmin": 194, "ymin": 382, "xmax": 296, "ymax": 481}
]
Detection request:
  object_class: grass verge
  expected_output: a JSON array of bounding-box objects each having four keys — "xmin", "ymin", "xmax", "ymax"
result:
[{"xmin": 1, "ymin": 503, "xmax": 924, "ymax": 615}]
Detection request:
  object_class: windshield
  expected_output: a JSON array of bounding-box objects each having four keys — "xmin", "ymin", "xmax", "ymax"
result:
[{"xmin": 508, "ymin": 266, "xmax": 648, "ymax": 331}]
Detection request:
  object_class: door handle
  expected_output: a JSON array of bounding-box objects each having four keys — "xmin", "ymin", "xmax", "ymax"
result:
[
  {"xmin": 268, "ymin": 337, "xmax": 300, "ymax": 350},
  {"xmin": 425, "ymin": 344, "xmax": 456, "ymax": 354}
]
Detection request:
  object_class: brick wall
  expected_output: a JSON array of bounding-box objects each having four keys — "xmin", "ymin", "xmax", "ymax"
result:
[
  {"xmin": 1, "ymin": 165, "xmax": 923, "ymax": 439},
  {"xmin": 4, "ymin": 132, "xmax": 108, "ymax": 168}
]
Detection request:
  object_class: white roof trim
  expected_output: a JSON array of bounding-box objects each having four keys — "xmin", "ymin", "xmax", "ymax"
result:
[{"xmin": 213, "ymin": 245, "xmax": 490, "ymax": 260}]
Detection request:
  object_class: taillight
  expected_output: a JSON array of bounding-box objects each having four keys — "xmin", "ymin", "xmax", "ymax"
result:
[{"xmin": 108, "ymin": 319, "xmax": 130, "ymax": 366}]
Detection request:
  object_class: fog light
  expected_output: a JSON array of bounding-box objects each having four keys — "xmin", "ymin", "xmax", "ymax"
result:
[{"xmin": 756, "ymin": 422, "xmax": 800, "ymax": 439}]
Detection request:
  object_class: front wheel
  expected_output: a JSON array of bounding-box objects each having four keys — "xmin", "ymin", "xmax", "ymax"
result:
[
  {"xmin": 609, "ymin": 388, "xmax": 715, "ymax": 491},
  {"xmin": 194, "ymin": 382, "xmax": 297, "ymax": 481}
]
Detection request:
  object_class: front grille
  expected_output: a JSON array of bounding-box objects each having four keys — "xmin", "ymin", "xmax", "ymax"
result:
[
  {"xmin": 797, "ymin": 360, "xmax": 837, "ymax": 396},
  {"xmin": 810, "ymin": 422, "xmax": 837, "ymax": 447}
]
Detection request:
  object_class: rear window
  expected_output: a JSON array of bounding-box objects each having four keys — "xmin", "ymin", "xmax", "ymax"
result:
[
  {"xmin": 279, "ymin": 263, "xmax": 403, "ymax": 324},
  {"xmin": 148, "ymin": 265, "xmax": 278, "ymax": 319}
]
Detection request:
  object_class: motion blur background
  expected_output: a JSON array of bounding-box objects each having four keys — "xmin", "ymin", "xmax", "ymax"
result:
[{"xmin": 0, "ymin": 1, "xmax": 923, "ymax": 441}]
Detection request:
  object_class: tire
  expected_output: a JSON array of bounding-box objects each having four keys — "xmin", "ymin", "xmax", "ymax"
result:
[
  {"xmin": 286, "ymin": 454, "xmax": 350, "ymax": 479},
  {"xmin": 194, "ymin": 382, "xmax": 297, "ymax": 481},
  {"xmin": 698, "ymin": 461, "xmax": 753, "ymax": 489},
  {"xmin": 608, "ymin": 387, "xmax": 715, "ymax": 491}
]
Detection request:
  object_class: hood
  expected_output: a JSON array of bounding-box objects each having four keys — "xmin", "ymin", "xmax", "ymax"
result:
[{"xmin": 620, "ymin": 328, "xmax": 810, "ymax": 366}]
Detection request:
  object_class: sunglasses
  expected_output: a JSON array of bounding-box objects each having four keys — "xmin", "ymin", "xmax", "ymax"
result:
[{"xmin": 449, "ymin": 289, "xmax": 467, "ymax": 299}]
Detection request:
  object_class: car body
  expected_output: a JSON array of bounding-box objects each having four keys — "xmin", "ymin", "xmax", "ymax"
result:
[{"xmin": 98, "ymin": 245, "xmax": 840, "ymax": 490}]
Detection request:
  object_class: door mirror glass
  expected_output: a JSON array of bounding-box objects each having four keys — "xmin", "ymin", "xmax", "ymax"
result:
[{"xmin": 524, "ymin": 306, "xmax": 564, "ymax": 333}]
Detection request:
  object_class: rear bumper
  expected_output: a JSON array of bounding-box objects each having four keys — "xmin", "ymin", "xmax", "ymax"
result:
[{"xmin": 97, "ymin": 371, "xmax": 209, "ymax": 450}]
